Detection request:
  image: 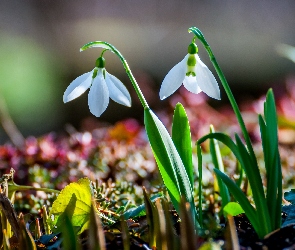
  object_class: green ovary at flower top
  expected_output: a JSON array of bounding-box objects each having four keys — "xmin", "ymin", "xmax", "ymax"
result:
[
  {"xmin": 159, "ymin": 41, "xmax": 220, "ymax": 100},
  {"xmin": 63, "ymin": 56, "xmax": 131, "ymax": 117}
]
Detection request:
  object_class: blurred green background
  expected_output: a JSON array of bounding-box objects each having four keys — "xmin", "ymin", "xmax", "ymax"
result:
[{"xmin": 0, "ymin": 0, "xmax": 295, "ymax": 142}]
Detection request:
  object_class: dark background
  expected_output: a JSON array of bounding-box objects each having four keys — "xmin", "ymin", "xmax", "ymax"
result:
[{"xmin": 0, "ymin": 0, "xmax": 294, "ymax": 141}]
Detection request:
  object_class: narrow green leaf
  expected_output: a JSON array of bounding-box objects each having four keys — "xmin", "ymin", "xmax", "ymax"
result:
[
  {"xmin": 144, "ymin": 108, "xmax": 194, "ymax": 218},
  {"xmin": 234, "ymin": 135, "xmax": 271, "ymax": 236},
  {"xmin": 214, "ymin": 169, "xmax": 260, "ymax": 237},
  {"xmin": 19, "ymin": 213, "xmax": 37, "ymax": 250},
  {"xmin": 123, "ymin": 193, "xmax": 163, "ymax": 219},
  {"xmin": 160, "ymin": 198, "xmax": 179, "ymax": 249},
  {"xmin": 262, "ymin": 89, "xmax": 282, "ymax": 229},
  {"xmin": 120, "ymin": 215, "xmax": 130, "ymax": 250},
  {"xmin": 209, "ymin": 126, "xmax": 230, "ymax": 208},
  {"xmin": 88, "ymin": 203, "xmax": 106, "ymax": 250},
  {"xmin": 259, "ymin": 115, "xmax": 269, "ymax": 172},
  {"xmin": 223, "ymin": 202, "xmax": 244, "ymax": 216},
  {"xmin": 200, "ymin": 131, "xmax": 271, "ymax": 237},
  {"xmin": 180, "ymin": 197, "xmax": 197, "ymax": 250},
  {"xmin": 236, "ymin": 162, "xmax": 244, "ymax": 189},
  {"xmin": 265, "ymin": 90, "xmax": 278, "ymax": 157},
  {"xmin": 155, "ymin": 200, "xmax": 166, "ymax": 249},
  {"xmin": 266, "ymin": 90, "xmax": 282, "ymax": 212},
  {"xmin": 172, "ymin": 103, "xmax": 194, "ymax": 188},
  {"xmin": 196, "ymin": 144, "xmax": 203, "ymax": 228},
  {"xmin": 198, "ymin": 133, "xmax": 242, "ymax": 164},
  {"xmin": 60, "ymin": 213, "xmax": 80, "ymax": 250},
  {"xmin": 275, "ymin": 162, "xmax": 282, "ymax": 229},
  {"xmin": 42, "ymin": 205, "xmax": 51, "ymax": 235},
  {"xmin": 143, "ymin": 188, "xmax": 159, "ymax": 248},
  {"xmin": 259, "ymin": 114, "xmax": 276, "ymax": 228}
]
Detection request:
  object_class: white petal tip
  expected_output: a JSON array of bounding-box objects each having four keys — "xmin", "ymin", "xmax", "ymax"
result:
[
  {"xmin": 213, "ymin": 91, "xmax": 221, "ymax": 100},
  {"xmin": 159, "ymin": 90, "xmax": 168, "ymax": 100},
  {"xmin": 63, "ymin": 95, "xmax": 69, "ymax": 103},
  {"xmin": 89, "ymin": 107, "xmax": 104, "ymax": 117},
  {"xmin": 91, "ymin": 112, "xmax": 102, "ymax": 118},
  {"xmin": 211, "ymin": 91, "xmax": 221, "ymax": 100},
  {"xmin": 208, "ymin": 93, "xmax": 221, "ymax": 100},
  {"xmin": 117, "ymin": 98, "xmax": 131, "ymax": 107},
  {"xmin": 122, "ymin": 100, "xmax": 131, "ymax": 107}
]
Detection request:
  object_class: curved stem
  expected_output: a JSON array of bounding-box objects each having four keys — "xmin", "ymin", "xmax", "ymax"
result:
[
  {"xmin": 9, "ymin": 184, "xmax": 60, "ymax": 194},
  {"xmin": 188, "ymin": 27, "xmax": 256, "ymax": 161},
  {"xmin": 81, "ymin": 42, "xmax": 149, "ymax": 109}
]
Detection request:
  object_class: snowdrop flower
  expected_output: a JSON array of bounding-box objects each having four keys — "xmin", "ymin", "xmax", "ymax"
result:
[
  {"xmin": 160, "ymin": 43, "xmax": 220, "ymax": 100},
  {"xmin": 63, "ymin": 57, "xmax": 131, "ymax": 117}
]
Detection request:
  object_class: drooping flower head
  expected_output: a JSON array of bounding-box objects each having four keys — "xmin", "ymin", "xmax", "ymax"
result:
[
  {"xmin": 160, "ymin": 42, "xmax": 220, "ymax": 100},
  {"xmin": 63, "ymin": 56, "xmax": 131, "ymax": 117}
]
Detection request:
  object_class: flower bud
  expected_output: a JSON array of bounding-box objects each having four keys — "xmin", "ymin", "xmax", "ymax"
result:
[
  {"xmin": 95, "ymin": 57, "xmax": 106, "ymax": 68},
  {"xmin": 187, "ymin": 43, "xmax": 198, "ymax": 54}
]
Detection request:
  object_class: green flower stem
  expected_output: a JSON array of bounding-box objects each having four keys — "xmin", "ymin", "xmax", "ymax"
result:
[
  {"xmin": 80, "ymin": 42, "xmax": 149, "ymax": 109},
  {"xmin": 188, "ymin": 27, "xmax": 256, "ymax": 161}
]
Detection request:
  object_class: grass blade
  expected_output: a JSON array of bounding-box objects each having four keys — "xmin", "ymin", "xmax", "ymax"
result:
[
  {"xmin": 120, "ymin": 215, "xmax": 130, "ymax": 250},
  {"xmin": 160, "ymin": 198, "xmax": 179, "ymax": 250},
  {"xmin": 19, "ymin": 213, "xmax": 37, "ymax": 250},
  {"xmin": 88, "ymin": 203, "xmax": 106, "ymax": 250},
  {"xmin": 143, "ymin": 187, "xmax": 159, "ymax": 248},
  {"xmin": 180, "ymin": 197, "xmax": 197, "ymax": 250}
]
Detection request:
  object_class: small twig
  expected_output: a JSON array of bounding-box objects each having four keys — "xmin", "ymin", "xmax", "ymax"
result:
[
  {"xmin": 225, "ymin": 215, "xmax": 240, "ymax": 250},
  {"xmin": 0, "ymin": 95, "xmax": 25, "ymax": 148}
]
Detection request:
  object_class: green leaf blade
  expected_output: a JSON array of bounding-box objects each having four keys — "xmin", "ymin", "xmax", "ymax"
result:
[
  {"xmin": 172, "ymin": 103, "xmax": 194, "ymax": 188},
  {"xmin": 223, "ymin": 202, "xmax": 245, "ymax": 216},
  {"xmin": 48, "ymin": 178, "xmax": 94, "ymax": 234},
  {"xmin": 144, "ymin": 108, "xmax": 195, "ymax": 219},
  {"xmin": 214, "ymin": 169, "xmax": 261, "ymax": 236},
  {"xmin": 261, "ymin": 89, "xmax": 282, "ymax": 229}
]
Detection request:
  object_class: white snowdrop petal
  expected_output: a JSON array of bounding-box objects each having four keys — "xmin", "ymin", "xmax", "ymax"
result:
[
  {"xmin": 183, "ymin": 75, "xmax": 202, "ymax": 94},
  {"xmin": 159, "ymin": 55, "xmax": 188, "ymax": 100},
  {"xmin": 63, "ymin": 71, "xmax": 93, "ymax": 103},
  {"xmin": 88, "ymin": 70, "xmax": 109, "ymax": 117},
  {"xmin": 105, "ymin": 72, "xmax": 131, "ymax": 107},
  {"xmin": 195, "ymin": 56, "xmax": 220, "ymax": 100}
]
